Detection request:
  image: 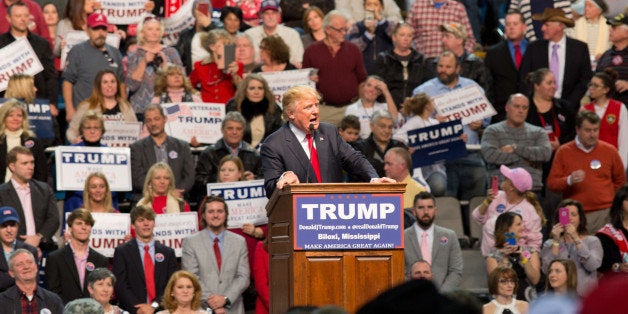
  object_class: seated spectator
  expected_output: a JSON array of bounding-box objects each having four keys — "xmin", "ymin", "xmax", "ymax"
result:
[
  {"xmin": 137, "ymin": 162, "xmax": 191, "ymax": 214},
  {"xmin": 159, "ymin": 270, "xmax": 205, "ymax": 314},
  {"xmin": 126, "ymin": 15, "xmax": 183, "ymax": 115},
  {"xmin": 0, "ymin": 207, "xmax": 38, "ymax": 293},
  {"xmin": 0, "ymin": 98, "xmax": 47, "ymax": 183},
  {"xmin": 573, "ymin": 0, "xmax": 611, "ymax": 60},
  {"xmin": 225, "ymin": 0, "xmax": 261, "ymax": 27},
  {"xmin": 486, "ymin": 212, "xmax": 542, "ymax": 301},
  {"xmin": 545, "ymin": 259, "xmax": 578, "ymax": 296},
  {"xmin": 408, "ymin": 260, "xmax": 433, "ymax": 281},
  {"xmin": 582, "ymin": 69, "xmax": 628, "ymax": 169},
  {"xmin": 152, "ymin": 63, "xmax": 203, "ymax": 105},
  {"xmin": 393, "ymin": 93, "xmax": 446, "ymax": 196},
  {"xmin": 337, "ymin": 0, "xmax": 402, "ymax": 27},
  {"xmin": 372, "ymin": 23, "xmax": 432, "ymax": 109},
  {"xmin": 301, "ymin": 6, "xmax": 326, "ymax": 49},
  {"xmin": 253, "ymin": 240, "xmax": 269, "ymax": 314},
  {"xmin": 253, "ymin": 35, "xmax": 298, "ymax": 73},
  {"xmin": 46, "ymin": 209, "xmax": 109, "ymax": 304},
  {"xmin": 484, "ymin": 267, "xmax": 529, "ymax": 314},
  {"xmin": 347, "ymin": 0, "xmax": 396, "ymax": 73},
  {"xmin": 595, "ymin": 185, "xmax": 628, "ymax": 273},
  {"xmin": 190, "ymin": 29, "xmax": 241, "ymax": 104},
  {"xmin": 0, "ymin": 249, "xmax": 63, "ymax": 312},
  {"xmin": 235, "ymin": 33, "xmax": 259, "ymax": 76},
  {"xmin": 541, "ymin": 199, "xmax": 602, "ymax": 296},
  {"xmin": 345, "ymin": 75, "xmax": 399, "ymax": 140},
  {"xmin": 384, "ymin": 147, "xmax": 427, "ymax": 208},
  {"xmin": 281, "ymin": 0, "xmax": 335, "ymax": 30},
  {"xmin": 221, "ymin": 6, "xmax": 250, "ymax": 37},
  {"xmin": 67, "ymin": 70, "xmax": 137, "ymax": 143},
  {"xmin": 226, "ymin": 75, "xmax": 282, "ymax": 148},
  {"xmin": 338, "ymin": 114, "xmax": 361, "ymax": 143},
  {"xmin": 473, "ymin": 165, "xmax": 545, "ymax": 256},
  {"xmin": 84, "ymin": 268, "xmax": 123, "ymax": 314}
]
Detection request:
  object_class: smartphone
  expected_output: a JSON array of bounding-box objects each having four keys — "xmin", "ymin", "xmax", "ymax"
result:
[
  {"xmin": 558, "ymin": 207, "xmax": 570, "ymax": 226},
  {"xmin": 505, "ymin": 232, "xmax": 516, "ymax": 246},
  {"xmin": 491, "ymin": 175, "xmax": 499, "ymax": 195},
  {"xmin": 223, "ymin": 43, "xmax": 236, "ymax": 68},
  {"xmin": 197, "ymin": 2, "xmax": 209, "ymax": 16}
]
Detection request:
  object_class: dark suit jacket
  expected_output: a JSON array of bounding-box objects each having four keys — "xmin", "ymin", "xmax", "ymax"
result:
[
  {"xmin": 261, "ymin": 122, "xmax": 379, "ymax": 196},
  {"xmin": 485, "ymin": 40, "xmax": 521, "ymax": 121},
  {"xmin": 519, "ymin": 37, "xmax": 592, "ymax": 110},
  {"xmin": 0, "ymin": 179, "xmax": 59, "ymax": 244},
  {"xmin": 113, "ymin": 239, "xmax": 177, "ymax": 314},
  {"xmin": 0, "ymin": 284, "xmax": 64, "ymax": 313},
  {"xmin": 130, "ymin": 135, "xmax": 195, "ymax": 198},
  {"xmin": 45, "ymin": 244, "xmax": 109, "ymax": 304},
  {"xmin": 0, "ymin": 241, "xmax": 38, "ymax": 292},
  {"xmin": 0, "ymin": 134, "xmax": 48, "ymax": 183}
]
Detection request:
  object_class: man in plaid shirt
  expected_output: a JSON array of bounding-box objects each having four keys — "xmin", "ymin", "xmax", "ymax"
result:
[{"xmin": 406, "ymin": 0, "xmax": 476, "ymax": 59}]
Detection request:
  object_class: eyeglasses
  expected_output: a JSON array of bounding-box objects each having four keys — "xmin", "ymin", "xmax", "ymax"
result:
[
  {"xmin": 498, "ymin": 279, "xmax": 516, "ymax": 284},
  {"xmin": 102, "ymin": 51, "xmax": 115, "ymax": 65},
  {"xmin": 327, "ymin": 25, "xmax": 348, "ymax": 33}
]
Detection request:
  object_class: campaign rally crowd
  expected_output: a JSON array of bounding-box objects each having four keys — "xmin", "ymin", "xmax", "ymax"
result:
[{"xmin": 0, "ymin": 0, "xmax": 628, "ymax": 313}]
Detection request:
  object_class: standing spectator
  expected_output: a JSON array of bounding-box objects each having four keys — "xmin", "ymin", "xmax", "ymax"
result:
[
  {"xmin": 126, "ymin": 16, "xmax": 183, "ymax": 116},
  {"xmin": 519, "ymin": 8, "xmax": 592, "ymax": 112},
  {"xmin": 541, "ymin": 199, "xmax": 602, "ymax": 296},
  {"xmin": 347, "ymin": 0, "xmax": 395, "ymax": 74},
  {"xmin": 485, "ymin": 10, "xmax": 529, "ymax": 123},
  {"xmin": 0, "ymin": 0, "xmax": 51, "ymax": 45},
  {"xmin": 113, "ymin": 206, "xmax": 177, "ymax": 314},
  {"xmin": 0, "ymin": 249, "xmax": 63, "ymax": 313},
  {"xmin": 0, "ymin": 2, "xmax": 59, "ymax": 113},
  {"xmin": 509, "ymin": 0, "xmax": 573, "ymax": 41},
  {"xmin": 253, "ymin": 241, "xmax": 269, "ymax": 314},
  {"xmin": 137, "ymin": 162, "xmax": 191, "ymax": 214},
  {"xmin": 596, "ymin": 12, "xmax": 628, "ymax": 109},
  {"xmin": 182, "ymin": 196, "xmax": 249, "ymax": 313},
  {"xmin": 62, "ymin": 13, "xmax": 124, "ymax": 122},
  {"xmin": 596, "ymin": 185, "xmax": 628, "ymax": 273},
  {"xmin": 573, "ymin": 0, "xmax": 611, "ymax": 61},
  {"xmin": 372, "ymin": 23, "xmax": 432, "ymax": 109},
  {"xmin": 405, "ymin": 0, "xmax": 476, "ymax": 59},
  {"xmin": 45, "ymin": 209, "xmax": 109, "ymax": 304},
  {"xmin": 345, "ymin": 76, "xmax": 399, "ymax": 139},
  {"xmin": 41, "ymin": 2, "xmax": 59, "ymax": 49},
  {"xmin": 281, "ymin": 0, "xmax": 335, "ymax": 29},
  {"xmin": 300, "ymin": 6, "xmax": 326, "ymax": 49},
  {"xmin": 0, "ymin": 207, "xmax": 38, "ymax": 293},
  {"xmin": 175, "ymin": 0, "xmax": 221, "ymax": 75},
  {"xmin": 244, "ymin": 0, "xmax": 305, "ymax": 67},
  {"xmin": 336, "ymin": 0, "xmax": 402, "ymax": 26},
  {"xmin": 547, "ymin": 110, "xmax": 626, "ymax": 232},
  {"xmin": 252, "ymin": 36, "xmax": 297, "ymax": 73},
  {"xmin": 235, "ymin": 33, "xmax": 259, "ymax": 75},
  {"xmin": 226, "ymin": 0, "xmax": 261, "ymax": 27},
  {"xmin": 54, "ymin": 0, "xmax": 98, "ymax": 56},
  {"xmin": 303, "ymin": 10, "xmax": 367, "ymax": 125}
]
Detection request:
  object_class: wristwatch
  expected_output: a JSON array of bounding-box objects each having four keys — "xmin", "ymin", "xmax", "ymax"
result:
[
  {"xmin": 612, "ymin": 263, "xmax": 620, "ymax": 272},
  {"xmin": 224, "ymin": 296, "xmax": 231, "ymax": 308},
  {"xmin": 151, "ymin": 301, "xmax": 159, "ymax": 310}
]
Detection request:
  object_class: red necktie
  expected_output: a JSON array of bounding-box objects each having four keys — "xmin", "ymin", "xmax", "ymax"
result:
[
  {"xmin": 514, "ymin": 44, "xmax": 522, "ymax": 69},
  {"xmin": 214, "ymin": 238, "xmax": 222, "ymax": 271},
  {"xmin": 306, "ymin": 134, "xmax": 322, "ymax": 182},
  {"xmin": 143, "ymin": 245, "xmax": 156, "ymax": 302}
]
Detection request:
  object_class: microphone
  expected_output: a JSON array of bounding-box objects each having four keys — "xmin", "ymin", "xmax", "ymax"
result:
[{"xmin": 306, "ymin": 123, "xmax": 315, "ymax": 183}]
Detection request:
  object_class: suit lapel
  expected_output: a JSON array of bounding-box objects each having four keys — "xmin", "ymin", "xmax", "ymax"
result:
[
  {"xmin": 129, "ymin": 240, "xmax": 145, "ymax": 282},
  {"xmin": 499, "ymin": 42, "xmax": 517, "ymax": 70},
  {"xmin": 154, "ymin": 243, "xmax": 167, "ymax": 288},
  {"xmin": 407, "ymin": 227, "xmax": 423, "ymax": 260},
  {"xmin": 282, "ymin": 124, "xmax": 312, "ymax": 181},
  {"xmin": 62, "ymin": 246, "xmax": 82, "ymax": 290},
  {"xmin": 144, "ymin": 138, "xmax": 157, "ymax": 166}
]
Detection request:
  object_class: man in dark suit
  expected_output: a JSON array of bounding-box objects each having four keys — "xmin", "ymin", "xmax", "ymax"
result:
[
  {"xmin": 519, "ymin": 8, "xmax": 592, "ymax": 111},
  {"xmin": 261, "ymin": 85, "xmax": 394, "ymax": 197},
  {"xmin": 0, "ymin": 146, "xmax": 58, "ymax": 251},
  {"xmin": 485, "ymin": 10, "xmax": 529, "ymax": 123},
  {"xmin": 113, "ymin": 206, "xmax": 177, "ymax": 314},
  {"xmin": 130, "ymin": 103, "xmax": 194, "ymax": 203},
  {"xmin": 45, "ymin": 209, "xmax": 108, "ymax": 304},
  {"xmin": 0, "ymin": 206, "xmax": 37, "ymax": 292}
]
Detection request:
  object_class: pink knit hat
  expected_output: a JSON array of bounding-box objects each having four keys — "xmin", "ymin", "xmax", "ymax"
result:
[{"xmin": 500, "ymin": 165, "xmax": 532, "ymax": 192}]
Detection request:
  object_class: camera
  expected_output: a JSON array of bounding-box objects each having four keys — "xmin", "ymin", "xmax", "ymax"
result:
[{"xmin": 153, "ymin": 55, "xmax": 164, "ymax": 69}]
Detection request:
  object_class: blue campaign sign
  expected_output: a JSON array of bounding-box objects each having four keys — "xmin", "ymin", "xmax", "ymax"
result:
[
  {"xmin": 407, "ymin": 120, "xmax": 467, "ymax": 167},
  {"xmin": 0, "ymin": 98, "xmax": 54, "ymax": 139},
  {"xmin": 293, "ymin": 193, "xmax": 403, "ymax": 250}
]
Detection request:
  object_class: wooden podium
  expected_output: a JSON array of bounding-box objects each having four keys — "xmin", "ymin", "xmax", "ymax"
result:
[{"xmin": 266, "ymin": 183, "xmax": 406, "ymax": 313}]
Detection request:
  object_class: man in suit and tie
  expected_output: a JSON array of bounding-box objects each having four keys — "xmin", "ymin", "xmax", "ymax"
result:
[
  {"xmin": 519, "ymin": 8, "xmax": 592, "ymax": 111},
  {"xmin": 261, "ymin": 85, "xmax": 394, "ymax": 197},
  {"xmin": 113, "ymin": 206, "xmax": 177, "ymax": 314},
  {"xmin": 404, "ymin": 191, "xmax": 462, "ymax": 291},
  {"xmin": 485, "ymin": 10, "xmax": 528, "ymax": 123},
  {"xmin": 0, "ymin": 206, "xmax": 38, "ymax": 292},
  {"xmin": 0, "ymin": 146, "xmax": 58, "ymax": 252},
  {"xmin": 45, "ymin": 209, "xmax": 108, "ymax": 304},
  {"xmin": 130, "ymin": 103, "xmax": 195, "ymax": 203},
  {"xmin": 182, "ymin": 195, "xmax": 249, "ymax": 314}
]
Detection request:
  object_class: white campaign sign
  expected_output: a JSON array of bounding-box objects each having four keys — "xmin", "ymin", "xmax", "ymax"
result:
[
  {"xmin": 154, "ymin": 212, "xmax": 199, "ymax": 257},
  {"xmin": 60, "ymin": 31, "xmax": 121, "ymax": 70},
  {"xmin": 55, "ymin": 146, "xmax": 132, "ymax": 191},
  {"xmin": 162, "ymin": 102, "xmax": 225, "ymax": 144},
  {"xmin": 101, "ymin": 121, "xmax": 142, "ymax": 147},
  {"xmin": 96, "ymin": 0, "xmax": 148, "ymax": 25},
  {"xmin": 433, "ymin": 85, "xmax": 496, "ymax": 125},
  {"xmin": 66, "ymin": 212, "xmax": 130, "ymax": 257},
  {"xmin": 207, "ymin": 180, "xmax": 268, "ymax": 229},
  {"xmin": 259, "ymin": 68, "xmax": 316, "ymax": 106},
  {"xmin": 162, "ymin": 0, "xmax": 196, "ymax": 46},
  {"xmin": 0, "ymin": 39, "xmax": 43, "ymax": 92}
]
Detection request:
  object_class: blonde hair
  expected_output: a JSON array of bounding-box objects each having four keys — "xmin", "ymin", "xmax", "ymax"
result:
[
  {"xmin": 201, "ymin": 29, "xmax": 234, "ymax": 62},
  {"xmin": 523, "ymin": 191, "xmax": 547, "ymax": 226},
  {"xmin": 0, "ymin": 98, "xmax": 33, "ymax": 138},
  {"xmin": 136, "ymin": 15, "xmax": 165, "ymax": 45},
  {"xmin": 217, "ymin": 155, "xmax": 244, "ymax": 182},
  {"xmin": 161, "ymin": 271, "xmax": 202, "ymax": 311},
  {"xmin": 137, "ymin": 162, "xmax": 182, "ymax": 213},
  {"xmin": 153, "ymin": 63, "xmax": 197, "ymax": 95},
  {"xmin": 281, "ymin": 85, "xmax": 321, "ymax": 120},
  {"xmin": 82, "ymin": 172, "xmax": 114, "ymax": 213},
  {"xmin": 5, "ymin": 74, "xmax": 36, "ymax": 104}
]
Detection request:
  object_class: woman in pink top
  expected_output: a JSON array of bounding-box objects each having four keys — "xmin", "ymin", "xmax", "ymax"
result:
[{"xmin": 473, "ymin": 165, "xmax": 545, "ymax": 256}]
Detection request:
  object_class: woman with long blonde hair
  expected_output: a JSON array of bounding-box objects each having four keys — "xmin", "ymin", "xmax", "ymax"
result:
[{"xmin": 138, "ymin": 162, "xmax": 190, "ymax": 214}]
